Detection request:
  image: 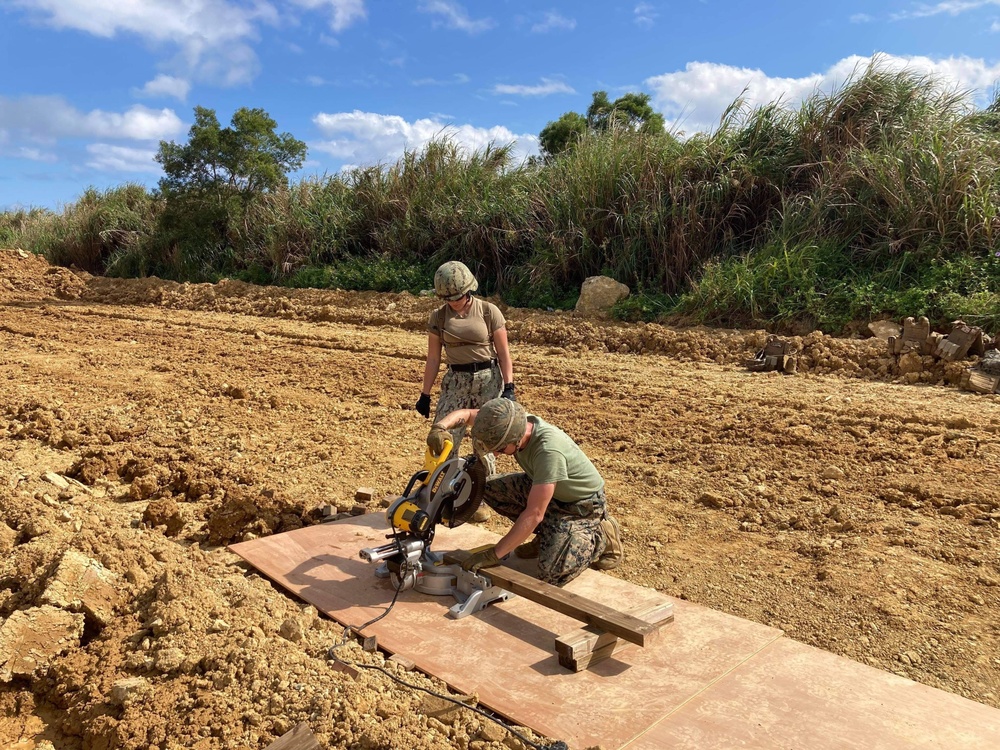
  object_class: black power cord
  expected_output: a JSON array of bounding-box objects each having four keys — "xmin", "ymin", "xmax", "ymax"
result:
[{"xmin": 327, "ymin": 571, "xmax": 568, "ymax": 750}]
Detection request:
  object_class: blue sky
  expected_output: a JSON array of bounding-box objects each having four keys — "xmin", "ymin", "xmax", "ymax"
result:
[{"xmin": 3, "ymin": 1, "xmax": 1000, "ymax": 212}]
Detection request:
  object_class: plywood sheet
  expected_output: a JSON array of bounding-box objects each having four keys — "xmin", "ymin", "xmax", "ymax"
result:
[
  {"xmin": 231, "ymin": 515, "xmax": 1000, "ymax": 749},
  {"xmin": 230, "ymin": 514, "xmax": 782, "ymax": 749},
  {"xmin": 629, "ymin": 636, "xmax": 1000, "ymax": 749}
]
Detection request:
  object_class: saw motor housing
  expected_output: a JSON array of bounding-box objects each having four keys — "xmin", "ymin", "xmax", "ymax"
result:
[{"xmin": 360, "ymin": 440, "xmax": 486, "ymax": 589}]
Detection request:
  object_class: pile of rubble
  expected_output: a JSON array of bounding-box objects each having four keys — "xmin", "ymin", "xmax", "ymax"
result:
[
  {"xmin": 743, "ymin": 317, "xmax": 1000, "ymax": 395},
  {"xmin": 886, "ymin": 316, "xmax": 999, "ymax": 394}
]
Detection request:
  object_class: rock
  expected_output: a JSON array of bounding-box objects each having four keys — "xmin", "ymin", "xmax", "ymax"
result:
[
  {"xmin": 696, "ymin": 492, "xmax": 727, "ymax": 509},
  {"xmin": 42, "ymin": 471, "xmax": 70, "ymax": 490},
  {"xmin": 0, "ymin": 605, "xmax": 85, "ymax": 682},
  {"xmin": 40, "ymin": 548, "xmax": 120, "ymax": 628},
  {"xmin": 574, "ymin": 276, "xmax": 629, "ymax": 318},
  {"xmin": 820, "ymin": 466, "xmax": 846, "ymax": 481},
  {"xmin": 153, "ymin": 647, "xmax": 186, "ymax": 673},
  {"xmin": 110, "ymin": 677, "xmax": 152, "ymax": 706},
  {"xmin": 868, "ymin": 320, "xmax": 902, "ymax": 342},
  {"xmin": 354, "ymin": 487, "xmax": 375, "ymax": 503},
  {"xmin": 388, "ymin": 653, "xmax": 416, "ymax": 670},
  {"xmin": 478, "ymin": 719, "xmax": 507, "ymax": 743},
  {"xmin": 897, "ymin": 351, "xmax": 923, "ymax": 375},
  {"xmin": 279, "ymin": 617, "xmax": 304, "ymax": 643}
]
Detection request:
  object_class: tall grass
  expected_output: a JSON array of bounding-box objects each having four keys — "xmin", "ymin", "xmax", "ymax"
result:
[
  {"xmin": 5, "ymin": 61, "xmax": 1000, "ymax": 332},
  {"xmin": 10, "ymin": 184, "xmax": 160, "ymax": 274}
]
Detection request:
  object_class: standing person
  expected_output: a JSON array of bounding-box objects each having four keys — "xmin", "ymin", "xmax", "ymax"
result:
[
  {"xmin": 415, "ymin": 261, "xmax": 515, "ymax": 482},
  {"xmin": 426, "ymin": 398, "xmax": 624, "ymax": 587}
]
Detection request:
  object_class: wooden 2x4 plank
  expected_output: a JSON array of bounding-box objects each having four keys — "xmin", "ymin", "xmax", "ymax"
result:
[
  {"xmin": 443, "ymin": 550, "xmax": 660, "ymax": 647},
  {"xmin": 556, "ymin": 602, "xmax": 674, "ymax": 660}
]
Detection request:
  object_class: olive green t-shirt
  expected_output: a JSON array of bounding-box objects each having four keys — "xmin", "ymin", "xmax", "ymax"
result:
[
  {"xmin": 427, "ymin": 297, "xmax": 506, "ymax": 366},
  {"xmin": 515, "ymin": 416, "xmax": 604, "ymax": 502}
]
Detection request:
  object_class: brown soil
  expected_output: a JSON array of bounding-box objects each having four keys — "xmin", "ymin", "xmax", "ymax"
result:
[{"xmin": 1, "ymin": 247, "xmax": 998, "ymax": 750}]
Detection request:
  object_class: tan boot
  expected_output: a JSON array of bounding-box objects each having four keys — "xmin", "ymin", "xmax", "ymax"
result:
[
  {"xmin": 591, "ymin": 515, "xmax": 623, "ymax": 571},
  {"xmin": 470, "ymin": 504, "xmax": 492, "ymax": 523},
  {"xmin": 514, "ymin": 536, "xmax": 539, "ymax": 559}
]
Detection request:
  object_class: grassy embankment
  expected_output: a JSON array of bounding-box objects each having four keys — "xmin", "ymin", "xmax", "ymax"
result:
[{"xmin": 4, "ymin": 64, "xmax": 1000, "ymax": 335}]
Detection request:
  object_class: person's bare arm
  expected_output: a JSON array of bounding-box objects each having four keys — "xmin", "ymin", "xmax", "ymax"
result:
[
  {"xmin": 434, "ymin": 408, "xmax": 479, "ymax": 431},
  {"xmin": 493, "ymin": 326, "xmax": 514, "ymax": 386},
  {"xmin": 494, "ymin": 482, "xmax": 554, "ymax": 558},
  {"xmin": 420, "ymin": 332, "xmax": 443, "ymax": 395}
]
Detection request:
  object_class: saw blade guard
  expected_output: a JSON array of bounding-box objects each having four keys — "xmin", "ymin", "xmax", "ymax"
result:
[{"xmin": 437, "ymin": 454, "xmax": 486, "ymax": 527}]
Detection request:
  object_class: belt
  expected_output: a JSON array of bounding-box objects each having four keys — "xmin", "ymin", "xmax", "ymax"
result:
[{"xmin": 449, "ymin": 359, "xmax": 497, "ymax": 373}]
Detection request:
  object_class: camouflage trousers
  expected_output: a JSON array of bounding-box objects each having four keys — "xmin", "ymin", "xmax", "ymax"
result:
[
  {"xmin": 483, "ymin": 472, "xmax": 608, "ymax": 587},
  {"xmin": 434, "ymin": 363, "xmax": 502, "ymax": 474}
]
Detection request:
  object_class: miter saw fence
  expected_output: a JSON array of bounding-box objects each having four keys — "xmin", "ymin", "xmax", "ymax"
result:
[{"xmin": 359, "ymin": 441, "xmax": 513, "ymax": 618}]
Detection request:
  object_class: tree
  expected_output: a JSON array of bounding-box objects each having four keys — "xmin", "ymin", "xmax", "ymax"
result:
[
  {"xmin": 156, "ymin": 106, "xmax": 307, "ymax": 202},
  {"xmin": 586, "ymin": 91, "xmax": 665, "ymax": 134},
  {"xmin": 539, "ymin": 91, "xmax": 667, "ymax": 158},
  {"xmin": 153, "ymin": 107, "xmax": 307, "ymax": 278},
  {"xmin": 539, "ymin": 111, "xmax": 588, "ymax": 159}
]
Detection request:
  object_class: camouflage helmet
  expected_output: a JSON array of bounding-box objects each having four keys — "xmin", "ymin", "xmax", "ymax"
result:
[
  {"xmin": 434, "ymin": 261, "xmax": 478, "ymax": 301},
  {"xmin": 471, "ymin": 398, "xmax": 527, "ymax": 455}
]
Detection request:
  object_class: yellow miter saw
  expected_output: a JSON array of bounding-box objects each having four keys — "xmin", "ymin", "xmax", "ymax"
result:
[{"xmin": 359, "ymin": 441, "xmax": 513, "ymax": 618}]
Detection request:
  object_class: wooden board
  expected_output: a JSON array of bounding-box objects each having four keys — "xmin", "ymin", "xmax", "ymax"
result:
[
  {"xmin": 443, "ymin": 549, "xmax": 660, "ymax": 647},
  {"xmin": 556, "ymin": 601, "xmax": 674, "ymax": 671}
]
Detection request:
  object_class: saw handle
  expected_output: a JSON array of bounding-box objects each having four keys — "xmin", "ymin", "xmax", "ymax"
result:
[{"xmin": 422, "ymin": 438, "xmax": 453, "ymax": 484}]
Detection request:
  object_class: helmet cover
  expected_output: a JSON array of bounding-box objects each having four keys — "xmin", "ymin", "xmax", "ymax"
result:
[
  {"xmin": 471, "ymin": 398, "xmax": 527, "ymax": 455},
  {"xmin": 434, "ymin": 261, "xmax": 478, "ymax": 301}
]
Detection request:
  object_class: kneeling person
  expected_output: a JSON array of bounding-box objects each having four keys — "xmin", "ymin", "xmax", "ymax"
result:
[{"xmin": 427, "ymin": 398, "xmax": 623, "ymax": 587}]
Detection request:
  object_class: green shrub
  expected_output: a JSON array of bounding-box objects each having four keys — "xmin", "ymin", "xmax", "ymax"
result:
[{"xmin": 287, "ymin": 255, "xmax": 433, "ymax": 293}]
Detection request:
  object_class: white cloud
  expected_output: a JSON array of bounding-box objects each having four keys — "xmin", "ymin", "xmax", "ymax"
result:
[
  {"xmin": 12, "ymin": 0, "xmax": 273, "ymax": 86},
  {"xmin": 10, "ymin": 0, "xmax": 367, "ymax": 86},
  {"xmin": 492, "ymin": 78, "xmax": 575, "ymax": 97},
  {"xmin": 311, "ymin": 110, "xmax": 538, "ymax": 167},
  {"xmin": 850, "ymin": 13, "xmax": 873, "ymax": 23},
  {"xmin": 891, "ymin": 0, "xmax": 1000, "ymax": 20},
  {"xmin": 412, "ymin": 73, "xmax": 471, "ymax": 86},
  {"xmin": 288, "ymin": 0, "xmax": 367, "ymax": 32},
  {"xmin": 85, "ymin": 143, "xmax": 160, "ymax": 172},
  {"xmin": 645, "ymin": 54, "xmax": 1000, "ymax": 134},
  {"xmin": 15, "ymin": 146, "xmax": 58, "ymax": 163},
  {"xmin": 0, "ymin": 96, "xmax": 185, "ymax": 141},
  {"xmin": 419, "ymin": 0, "xmax": 494, "ymax": 33},
  {"xmin": 634, "ymin": 3, "xmax": 657, "ymax": 27},
  {"xmin": 532, "ymin": 11, "xmax": 575, "ymax": 33},
  {"xmin": 133, "ymin": 75, "xmax": 191, "ymax": 102}
]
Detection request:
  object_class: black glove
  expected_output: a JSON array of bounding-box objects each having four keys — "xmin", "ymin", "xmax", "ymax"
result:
[
  {"xmin": 427, "ymin": 424, "xmax": 451, "ymax": 457},
  {"xmin": 461, "ymin": 546, "xmax": 501, "ymax": 573},
  {"xmin": 501, "ymin": 382, "xmax": 516, "ymax": 401},
  {"xmin": 415, "ymin": 393, "xmax": 431, "ymax": 418}
]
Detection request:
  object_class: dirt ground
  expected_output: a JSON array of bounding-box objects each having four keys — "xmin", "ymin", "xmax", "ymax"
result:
[{"xmin": 1, "ymin": 247, "xmax": 998, "ymax": 750}]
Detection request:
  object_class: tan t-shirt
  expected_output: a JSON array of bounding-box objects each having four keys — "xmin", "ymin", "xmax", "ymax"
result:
[{"xmin": 427, "ymin": 297, "xmax": 506, "ymax": 365}]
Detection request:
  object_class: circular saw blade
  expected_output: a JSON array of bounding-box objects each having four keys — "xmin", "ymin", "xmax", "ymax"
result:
[{"xmin": 440, "ymin": 455, "xmax": 486, "ymax": 527}]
